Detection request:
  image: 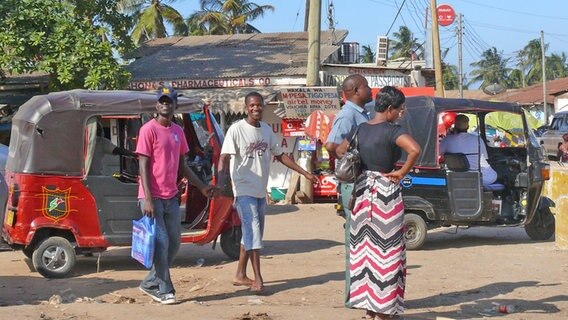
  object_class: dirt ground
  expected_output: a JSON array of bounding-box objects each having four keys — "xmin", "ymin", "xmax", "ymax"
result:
[{"xmin": 0, "ymin": 203, "xmax": 567, "ymax": 320}]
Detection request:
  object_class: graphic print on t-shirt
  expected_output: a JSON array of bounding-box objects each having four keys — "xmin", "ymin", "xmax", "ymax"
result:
[{"xmin": 245, "ymin": 140, "xmax": 268, "ymax": 158}]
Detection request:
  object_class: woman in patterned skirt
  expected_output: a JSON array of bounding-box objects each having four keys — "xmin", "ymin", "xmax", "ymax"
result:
[{"xmin": 336, "ymin": 86, "xmax": 420, "ymax": 320}]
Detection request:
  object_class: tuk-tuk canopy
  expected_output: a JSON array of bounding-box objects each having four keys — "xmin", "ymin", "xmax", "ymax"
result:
[
  {"xmin": 7, "ymin": 90, "xmax": 203, "ymax": 175},
  {"xmin": 400, "ymin": 96, "xmax": 524, "ymax": 168}
]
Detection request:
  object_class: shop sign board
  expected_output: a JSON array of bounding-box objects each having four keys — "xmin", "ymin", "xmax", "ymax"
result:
[
  {"xmin": 280, "ymin": 87, "xmax": 341, "ymax": 118},
  {"xmin": 298, "ymin": 139, "xmax": 316, "ymax": 151},
  {"xmin": 281, "ymin": 119, "xmax": 305, "ymax": 137},
  {"xmin": 313, "ymin": 174, "xmax": 338, "ymax": 197},
  {"xmin": 437, "ymin": 4, "xmax": 456, "ymax": 27}
]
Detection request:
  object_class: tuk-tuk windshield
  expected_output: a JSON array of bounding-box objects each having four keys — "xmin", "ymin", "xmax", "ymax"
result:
[{"xmin": 483, "ymin": 112, "xmax": 527, "ymax": 148}]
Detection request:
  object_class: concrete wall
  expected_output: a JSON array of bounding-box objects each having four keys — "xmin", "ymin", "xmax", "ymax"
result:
[{"xmin": 542, "ymin": 163, "xmax": 568, "ymax": 250}]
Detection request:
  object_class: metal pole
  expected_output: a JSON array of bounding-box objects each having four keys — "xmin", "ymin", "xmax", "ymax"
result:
[
  {"xmin": 541, "ymin": 30, "xmax": 548, "ymax": 125},
  {"xmin": 430, "ymin": 0, "xmax": 445, "ymax": 97},
  {"xmin": 458, "ymin": 13, "xmax": 463, "ymax": 98}
]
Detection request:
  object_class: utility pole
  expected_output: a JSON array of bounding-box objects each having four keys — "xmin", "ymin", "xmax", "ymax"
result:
[
  {"xmin": 306, "ymin": 0, "xmax": 321, "ymax": 87},
  {"xmin": 303, "ymin": 0, "xmax": 310, "ymax": 31},
  {"xmin": 430, "ymin": 0, "xmax": 445, "ymax": 97},
  {"xmin": 457, "ymin": 13, "xmax": 463, "ymax": 98},
  {"xmin": 541, "ymin": 30, "xmax": 548, "ymax": 125},
  {"xmin": 299, "ymin": 0, "xmax": 321, "ymax": 203}
]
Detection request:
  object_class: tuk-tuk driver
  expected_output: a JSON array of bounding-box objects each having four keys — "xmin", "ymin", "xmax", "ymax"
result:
[
  {"xmin": 136, "ymin": 86, "xmax": 218, "ymax": 305},
  {"xmin": 440, "ymin": 114, "xmax": 498, "ymax": 187}
]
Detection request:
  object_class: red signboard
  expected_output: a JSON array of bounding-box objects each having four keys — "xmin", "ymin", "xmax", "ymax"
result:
[
  {"xmin": 437, "ymin": 4, "xmax": 456, "ymax": 27},
  {"xmin": 313, "ymin": 174, "xmax": 338, "ymax": 197},
  {"xmin": 281, "ymin": 119, "xmax": 305, "ymax": 137}
]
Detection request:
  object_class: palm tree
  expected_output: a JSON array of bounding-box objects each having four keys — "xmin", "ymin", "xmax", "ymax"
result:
[
  {"xmin": 443, "ymin": 64, "xmax": 461, "ymax": 90},
  {"xmin": 468, "ymin": 47, "xmax": 511, "ymax": 89},
  {"xmin": 389, "ymin": 26, "xmax": 420, "ymax": 59},
  {"xmin": 360, "ymin": 45, "xmax": 375, "ymax": 63},
  {"xmin": 520, "ymin": 39, "xmax": 548, "ymax": 85},
  {"xmin": 120, "ymin": 0, "xmax": 188, "ymax": 44},
  {"xmin": 547, "ymin": 52, "xmax": 568, "ymax": 80},
  {"xmin": 187, "ymin": 0, "xmax": 274, "ymax": 35}
]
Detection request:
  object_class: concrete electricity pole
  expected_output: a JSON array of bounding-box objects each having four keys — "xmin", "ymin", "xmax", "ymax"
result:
[
  {"xmin": 297, "ymin": 0, "xmax": 321, "ymax": 203},
  {"xmin": 306, "ymin": 0, "xmax": 321, "ymax": 87},
  {"xmin": 430, "ymin": 0, "xmax": 445, "ymax": 97}
]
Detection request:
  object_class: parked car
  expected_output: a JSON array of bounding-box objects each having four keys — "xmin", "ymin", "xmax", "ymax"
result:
[{"xmin": 540, "ymin": 110, "xmax": 568, "ymax": 160}]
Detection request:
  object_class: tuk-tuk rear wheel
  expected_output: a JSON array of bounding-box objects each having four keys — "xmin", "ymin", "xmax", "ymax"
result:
[
  {"xmin": 220, "ymin": 227, "xmax": 242, "ymax": 260},
  {"xmin": 525, "ymin": 207, "xmax": 555, "ymax": 241},
  {"xmin": 404, "ymin": 213, "xmax": 427, "ymax": 250},
  {"xmin": 32, "ymin": 236, "xmax": 76, "ymax": 279}
]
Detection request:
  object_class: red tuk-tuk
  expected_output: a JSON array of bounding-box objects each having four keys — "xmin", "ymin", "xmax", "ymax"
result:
[{"xmin": 1, "ymin": 90, "xmax": 241, "ymax": 278}]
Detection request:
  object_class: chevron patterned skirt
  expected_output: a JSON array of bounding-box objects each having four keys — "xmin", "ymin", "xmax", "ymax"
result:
[{"xmin": 346, "ymin": 170, "xmax": 406, "ymax": 315}]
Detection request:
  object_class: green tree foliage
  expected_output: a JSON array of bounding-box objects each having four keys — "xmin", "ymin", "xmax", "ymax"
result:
[
  {"xmin": 0, "ymin": 0, "xmax": 131, "ymax": 90},
  {"xmin": 187, "ymin": 0, "xmax": 274, "ymax": 35},
  {"xmin": 120, "ymin": 0, "xmax": 188, "ymax": 45},
  {"xmin": 442, "ymin": 64, "xmax": 463, "ymax": 90},
  {"xmin": 360, "ymin": 45, "xmax": 375, "ymax": 63},
  {"xmin": 546, "ymin": 52, "xmax": 568, "ymax": 80},
  {"xmin": 468, "ymin": 47, "xmax": 511, "ymax": 89},
  {"xmin": 520, "ymin": 39, "xmax": 547, "ymax": 86},
  {"xmin": 389, "ymin": 26, "xmax": 422, "ymax": 60}
]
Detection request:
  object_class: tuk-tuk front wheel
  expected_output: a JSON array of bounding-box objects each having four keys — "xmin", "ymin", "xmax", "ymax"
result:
[
  {"xmin": 220, "ymin": 226, "xmax": 242, "ymax": 261},
  {"xmin": 525, "ymin": 207, "xmax": 555, "ymax": 241},
  {"xmin": 32, "ymin": 236, "xmax": 76, "ymax": 279},
  {"xmin": 404, "ymin": 213, "xmax": 427, "ymax": 250}
]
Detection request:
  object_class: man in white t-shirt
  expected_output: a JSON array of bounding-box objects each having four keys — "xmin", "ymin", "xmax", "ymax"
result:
[
  {"xmin": 440, "ymin": 114, "xmax": 498, "ymax": 186},
  {"xmin": 218, "ymin": 91, "xmax": 317, "ymax": 294}
]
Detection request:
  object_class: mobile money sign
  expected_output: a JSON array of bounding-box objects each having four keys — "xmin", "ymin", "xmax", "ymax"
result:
[{"xmin": 280, "ymin": 87, "xmax": 341, "ymax": 118}]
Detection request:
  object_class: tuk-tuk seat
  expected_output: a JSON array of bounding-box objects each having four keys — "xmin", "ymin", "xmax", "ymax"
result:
[{"xmin": 484, "ymin": 183, "xmax": 505, "ymax": 191}]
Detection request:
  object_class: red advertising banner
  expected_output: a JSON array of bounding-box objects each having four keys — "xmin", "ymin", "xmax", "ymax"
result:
[{"xmin": 281, "ymin": 119, "xmax": 305, "ymax": 137}]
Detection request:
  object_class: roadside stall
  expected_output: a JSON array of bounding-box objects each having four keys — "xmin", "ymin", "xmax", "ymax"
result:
[{"xmin": 278, "ymin": 87, "xmax": 341, "ymax": 203}]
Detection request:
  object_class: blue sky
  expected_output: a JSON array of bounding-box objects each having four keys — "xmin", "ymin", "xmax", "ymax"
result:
[{"xmin": 175, "ymin": 0, "xmax": 568, "ymax": 88}]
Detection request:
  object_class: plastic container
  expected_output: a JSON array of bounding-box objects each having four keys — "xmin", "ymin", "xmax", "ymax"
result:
[
  {"xmin": 496, "ymin": 304, "xmax": 516, "ymax": 313},
  {"xmin": 270, "ymin": 187, "xmax": 287, "ymax": 202}
]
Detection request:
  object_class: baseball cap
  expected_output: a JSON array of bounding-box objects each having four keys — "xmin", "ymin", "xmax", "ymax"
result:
[{"xmin": 157, "ymin": 85, "xmax": 177, "ymax": 102}]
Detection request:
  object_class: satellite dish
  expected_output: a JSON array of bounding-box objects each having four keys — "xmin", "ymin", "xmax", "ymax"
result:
[{"xmin": 483, "ymin": 83, "xmax": 506, "ymax": 95}]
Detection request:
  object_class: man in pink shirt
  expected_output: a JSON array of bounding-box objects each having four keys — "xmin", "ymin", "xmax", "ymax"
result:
[{"xmin": 137, "ymin": 86, "xmax": 216, "ymax": 305}]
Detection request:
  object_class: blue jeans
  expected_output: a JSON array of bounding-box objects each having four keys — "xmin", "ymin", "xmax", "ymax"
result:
[
  {"xmin": 234, "ymin": 196, "xmax": 266, "ymax": 251},
  {"xmin": 139, "ymin": 198, "xmax": 180, "ymax": 295}
]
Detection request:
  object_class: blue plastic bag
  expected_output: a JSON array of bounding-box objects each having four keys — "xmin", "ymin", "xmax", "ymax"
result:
[{"xmin": 131, "ymin": 215, "xmax": 156, "ymax": 269}]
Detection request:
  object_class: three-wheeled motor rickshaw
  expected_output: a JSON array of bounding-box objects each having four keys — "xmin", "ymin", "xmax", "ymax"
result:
[
  {"xmin": 394, "ymin": 96, "xmax": 555, "ymax": 249},
  {"xmin": 1, "ymin": 90, "xmax": 241, "ymax": 278},
  {"xmin": 396, "ymin": 96, "xmax": 555, "ymax": 250}
]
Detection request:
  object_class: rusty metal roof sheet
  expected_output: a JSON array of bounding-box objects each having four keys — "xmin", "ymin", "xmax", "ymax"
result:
[{"xmin": 126, "ymin": 30, "xmax": 348, "ymax": 81}]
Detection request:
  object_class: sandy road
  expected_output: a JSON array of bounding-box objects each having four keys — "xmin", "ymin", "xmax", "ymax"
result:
[{"xmin": 0, "ymin": 204, "xmax": 566, "ymax": 319}]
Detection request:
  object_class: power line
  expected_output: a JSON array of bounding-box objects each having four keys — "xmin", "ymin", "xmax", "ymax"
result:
[
  {"xmin": 460, "ymin": 0, "xmax": 568, "ymax": 21},
  {"xmin": 385, "ymin": 0, "xmax": 408, "ymax": 36}
]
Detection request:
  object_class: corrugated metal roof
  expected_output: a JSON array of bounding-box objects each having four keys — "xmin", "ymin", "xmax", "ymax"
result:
[{"xmin": 127, "ymin": 30, "xmax": 348, "ymax": 81}]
